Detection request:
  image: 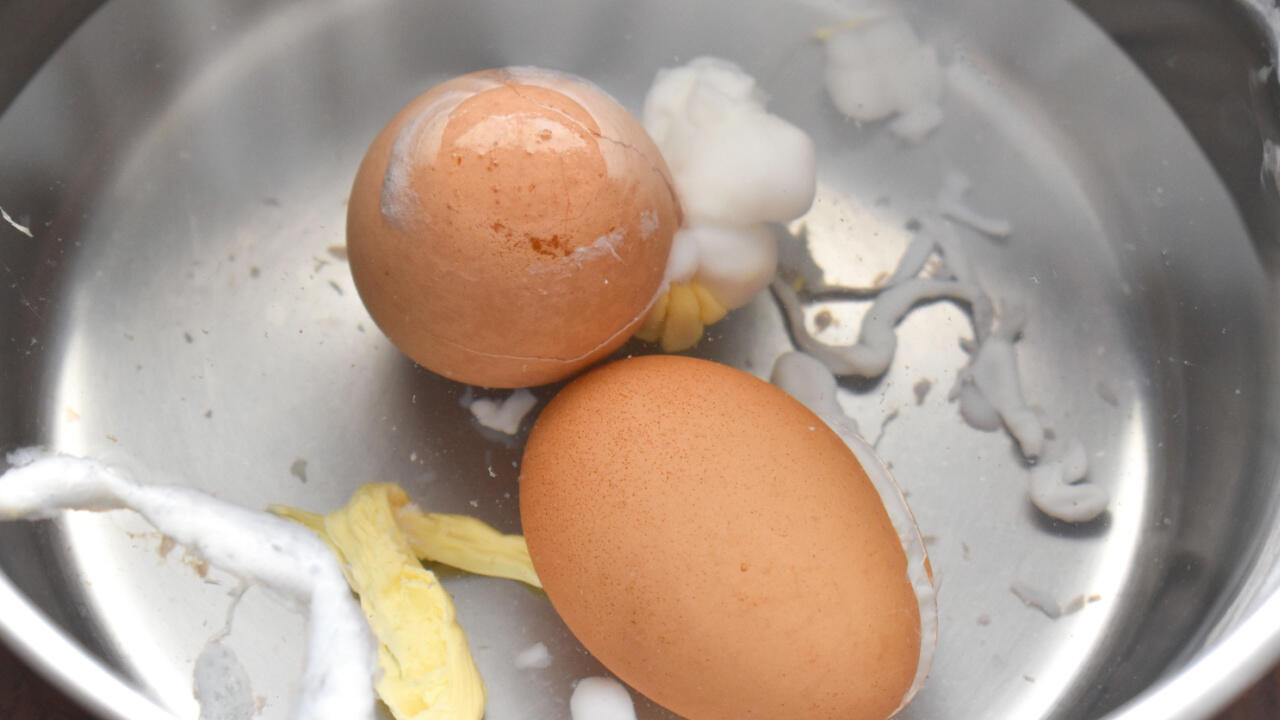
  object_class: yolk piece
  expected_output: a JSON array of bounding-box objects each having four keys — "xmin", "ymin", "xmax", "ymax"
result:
[
  {"xmin": 394, "ymin": 509, "xmax": 541, "ymax": 590},
  {"xmin": 634, "ymin": 281, "xmax": 732, "ymax": 352},
  {"xmin": 271, "ymin": 489, "xmax": 540, "ymax": 589},
  {"xmin": 690, "ymin": 284, "xmax": 728, "ymax": 325},
  {"xmin": 272, "ymin": 484, "xmax": 509, "ymax": 720}
]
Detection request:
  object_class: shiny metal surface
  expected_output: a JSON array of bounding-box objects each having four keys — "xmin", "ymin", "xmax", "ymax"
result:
[{"xmin": 0, "ymin": 1, "xmax": 1276, "ymax": 719}]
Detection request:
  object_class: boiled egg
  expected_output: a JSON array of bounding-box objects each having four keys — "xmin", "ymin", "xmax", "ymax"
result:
[
  {"xmin": 519, "ymin": 355, "xmax": 935, "ymax": 720},
  {"xmin": 347, "ymin": 67, "xmax": 681, "ymax": 387}
]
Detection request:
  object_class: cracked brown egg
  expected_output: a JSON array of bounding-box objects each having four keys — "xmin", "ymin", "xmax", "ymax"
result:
[{"xmin": 347, "ymin": 67, "xmax": 681, "ymax": 387}]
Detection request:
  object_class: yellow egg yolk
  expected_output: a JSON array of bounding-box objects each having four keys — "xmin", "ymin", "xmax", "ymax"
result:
[
  {"xmin": 634, "ymin": 281, "xmax": 729, "ymax": 352},
  {"xmin": 271, "ymin": 484, "xmax": 541, "ymax": 720}
]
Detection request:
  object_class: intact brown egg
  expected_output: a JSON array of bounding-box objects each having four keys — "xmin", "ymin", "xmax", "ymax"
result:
[
  {"xmin": 347, "ymin": 68, "xmax": 681, "ymax": 388},
  {"xmin": 519, "ymin": 355, "xmax": 932, "ymax": 720}
]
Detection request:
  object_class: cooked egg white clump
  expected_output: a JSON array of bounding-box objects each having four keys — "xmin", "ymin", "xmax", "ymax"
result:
[
  {"xmin": 0, "ymin": 451, "xmax": 377, "ymax": 720},
  {"xmin": 819, "ymin": 15, "xmax": 945, "ymax": 142},
  {"xmin": 272, "ymin": 484, "xmax": 541, "ymax": 720},
  {"xmin": 637, "ymin": 57, "xmax": 817, "ymax": 351}
]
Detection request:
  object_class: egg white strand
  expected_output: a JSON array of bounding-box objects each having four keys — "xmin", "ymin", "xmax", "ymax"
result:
[{"xmin": 772, "ymin": 196, "xmax": 1108, "ymax": 521}]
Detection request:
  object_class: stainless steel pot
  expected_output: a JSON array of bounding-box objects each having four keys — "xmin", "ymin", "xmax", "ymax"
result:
[{"xmin": 0, "ymin": 1, "xmax": 1277, "ymax": 718}]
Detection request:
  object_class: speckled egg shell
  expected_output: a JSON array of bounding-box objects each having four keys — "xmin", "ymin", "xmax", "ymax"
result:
[
  {"xmin": 520, "ymin": 355, "xmax": 923, "ymax": 720},
  {"xmin": 347, "ymin": 68, "xmax": 681, "ymax": 387}
]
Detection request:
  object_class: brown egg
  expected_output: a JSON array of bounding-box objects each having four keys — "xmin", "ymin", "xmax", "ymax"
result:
[
  {"xmin": 520, "ymin": 355, "xmax": 931, "ymax": 720},
  {"xmin": 347, "ymin": 68, "xmax": 681, "ymax": 388}
]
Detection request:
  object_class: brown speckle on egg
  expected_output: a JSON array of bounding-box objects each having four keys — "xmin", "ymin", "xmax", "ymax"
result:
[
  {"xmin": 347, "ymin": 68, "xmax": 681, "ymax": 387},
  {"xmin": 520, "ymin": 355, "xmax": 926, "ymax": 720}
]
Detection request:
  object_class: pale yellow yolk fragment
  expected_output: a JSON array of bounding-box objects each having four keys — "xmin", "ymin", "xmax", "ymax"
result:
[
  {"xmin": 395, "ymin": 509, "xmax": 542, "ymax": 589},
  {"xmin": 270, "ymin": 490, "xmax": 540, "ymax": 589},
  {"xmin": 271, "ymin": 483, "xmax": 538, "ymax": 720},
  {"xmin": 634, "ymin": 281, "xmax": 730, "ymax": 352}
]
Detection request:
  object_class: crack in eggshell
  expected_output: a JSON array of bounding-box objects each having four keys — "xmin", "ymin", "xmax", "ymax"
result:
[{"xmin": 350, "ymin": 67, "xmax": 682, "ymax": 386}]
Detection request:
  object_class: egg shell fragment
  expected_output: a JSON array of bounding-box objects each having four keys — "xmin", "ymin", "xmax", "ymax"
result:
[
  {"xmin": 347, "ymin": 67, "xmax": 681, "ymax": 387},
  {"xmin": 519, "ymin": 355, "xmax": 924, "ymax": 720}
]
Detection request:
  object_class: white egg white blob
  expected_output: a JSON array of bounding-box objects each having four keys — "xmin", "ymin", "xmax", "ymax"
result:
[
  {"xmin": 469, "ymin": 388, "xmax": 539, "ymax": 436},
  {"xmin": 644, "ymin": 57, "xmax": 816, "ymax": 315},
  {"xmin": 823, "ymin": 16, "xmax": 945, "ymax": 142},
  {"xmin": 645, "ymin": 57, "xmax": 816, "ymax": 226},
  {"xmin": 569, "ymin": 676, "xmax": 638, "ymax": 720},
  {"xmin": 513, "ymin": 642, "xmax": 552, "ymax": 670},
  {"xmin": 684, "ymin": 224, "xmax": 778, "ymax": 310}
]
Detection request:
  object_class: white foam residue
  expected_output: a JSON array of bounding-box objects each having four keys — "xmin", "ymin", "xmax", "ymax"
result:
[
  {"xmin": 0, "ymin": 451, "xmax": 376, "ymax": 720},
  {"xmin": 937, "ymin": 170, "xmax": 1012, "ymax": 238},
  {"xmin": 821, "ymin": 16, "xmax": 945, "ymax": 142},
  {"xmin": 513, "ymin": 641, "xmax": 552, "ymax": 670},
  {"xmin": 569, "ymin": 677, "xmax": 637, "ymax": 720},
  {"xmin": 469, "ymin": 388, "xmax": 538, "ymax": 435},
  {"xmin": 1, "ymin": 206, "xmax": 33, "ymax": 238}
]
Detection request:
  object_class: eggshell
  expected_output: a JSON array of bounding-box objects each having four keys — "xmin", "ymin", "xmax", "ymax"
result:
[
  {"xmin": 347, "ymin": 68, "xmax": 681, "ymax": 388},
  {"xmin": 520, "ymin": 355, "xmax": 924, "ymax": 720}
]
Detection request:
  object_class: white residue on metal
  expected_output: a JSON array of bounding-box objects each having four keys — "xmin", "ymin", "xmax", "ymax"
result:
[
  {"xmin": 1029, "ymin": 438, "xmax": 1109, "ymax": 523},
  {"xmin": 1, "ymin": 206, "xmax": 33, "ymax": 237},
  {"xmin": 0, "ymin": 450, "xmax": 376, "ymax": 720},
  {"xmin": 770, "ymin": 351, "xmax": 937, "ymax": 710},
  {"xmin": 1011, "ymin": 579, "xmax": 1101, "ymax": 620},
  {"xmin": 937, "ymin": 170, "xmax": 1012, "ymax": 238},
  {"xmin": 193, "ymin": 639, "xmax": 256, "ymax": 720},
  {"xmin": 469, "ymin": 388, "xmax": 538, "ymax": 435},
  {"xmin": 569, "ymin": 676, "xmax": 637, "ymax": 720},
  {"xmin": 1010, "ymin": 580, "xmax": 1063, "ymax": 618},
  {"xmin": 820, "ymin": 15, "xmax": 945, "ymax": 142},
  {"xmin": 513, "ymin": 641, "xmax": 552, "ymax": 670}
]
